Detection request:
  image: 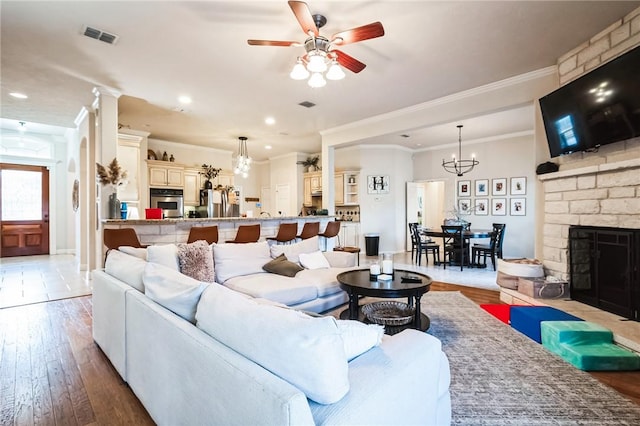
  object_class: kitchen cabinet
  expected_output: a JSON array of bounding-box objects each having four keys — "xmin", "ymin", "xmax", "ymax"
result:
[
  {"xmin": 183, "ymin": 168, "xmax": 201, "ymax": 206},
  {"xmin": 148, "ymin": 160, "xmax": 184, "ymax": 188},
  {"xmin": 335, "ymin": 171, "xmax": 359, "ymax": 206},
  {"xmin": 216, "ymin": 171, "xmax": 234, "ymax": 188},
  {"xmin": 117, "ymin": 130, "xmax": 149, "ymax": 212},
  {"xmin": 303, "ymin": 171, "xmax": 322, "ymax": 207},
  {"xmin": 338, "ymin": 222, "xmax": 360, "ymax": 248}
]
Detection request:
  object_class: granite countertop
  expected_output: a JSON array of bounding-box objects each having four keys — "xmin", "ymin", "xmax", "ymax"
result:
[{"xmin": 102, "ymin": 215, "xmax": 335, "ymax": 224}]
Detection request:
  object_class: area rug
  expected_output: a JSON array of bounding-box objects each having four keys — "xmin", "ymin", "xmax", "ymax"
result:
[{"xmin": 422, "ymin": 291, "xmax": 640, "ymax": 425}]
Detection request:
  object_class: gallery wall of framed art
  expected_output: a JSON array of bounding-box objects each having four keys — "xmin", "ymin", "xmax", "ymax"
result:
[{"xmin": 457, "ymin": 176, "xmax": 527, "ymax": 216}]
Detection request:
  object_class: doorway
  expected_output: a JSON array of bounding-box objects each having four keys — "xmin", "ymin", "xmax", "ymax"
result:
[
  {"xmin": 0, "ymin": 163, "xmax": 50, "ymax": 257},
  {"xmin": 406, "ymin": 180, "xmax": 445, "ymax": 251}
]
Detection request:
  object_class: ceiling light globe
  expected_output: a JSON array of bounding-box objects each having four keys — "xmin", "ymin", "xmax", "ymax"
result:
[
  {"xmin": 326, "ymin": 62, "xmax": 345, "ymax": 81},
  {"xmin": 290, "ymin": 61, "xmax": 309, "ymax": 80},
  {"xmin": 307, "ymin": 54, "xmax": 327, "ymax": 73},
  {"xmin": 308, "ymin": 72, "xmax": 326, "ymax": 88},
  {"xmin": 242, "ymin": 172, "xmax": 249, "ymax": 178}
]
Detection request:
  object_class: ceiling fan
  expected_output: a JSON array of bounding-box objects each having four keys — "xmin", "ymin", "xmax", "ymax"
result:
[{"xmin": 248, "ymin": 1, "xmax": 384, "ymax": 87}]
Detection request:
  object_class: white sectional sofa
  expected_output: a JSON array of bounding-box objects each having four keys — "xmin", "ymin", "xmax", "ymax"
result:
[{"xmin": 92, "ymin": 238, "xmax": 452, "ymax": 425}]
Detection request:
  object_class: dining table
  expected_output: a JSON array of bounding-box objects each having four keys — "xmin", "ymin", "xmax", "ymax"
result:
[{"xmin": 420, "ymin": 227, "xmax": 495, "ymax": 268}]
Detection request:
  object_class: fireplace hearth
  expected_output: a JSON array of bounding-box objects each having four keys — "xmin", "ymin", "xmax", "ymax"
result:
[{"xmin": 569, "ymin": 226, "xmax": 639, "ymax": 321}]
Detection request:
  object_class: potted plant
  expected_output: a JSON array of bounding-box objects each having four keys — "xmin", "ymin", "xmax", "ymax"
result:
[
  {"xmin": 298, "ymin": 156, "xmax": 320, "ymax": 172},
  {"xmin": 96, "ymin": 158, "xmax": 128, "ymax": 219},
  {"xmin": 201, "ymin": 164, "xmax": 222, "ymax": 189}
]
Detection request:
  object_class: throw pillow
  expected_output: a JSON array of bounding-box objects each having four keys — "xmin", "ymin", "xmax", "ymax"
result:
[
  {"xmin": 143, "ymin": 262, "xmax": 209, "ymax": 323},
  {"xmin": 213, "ymin": 241, "xmax": 271, "ymax": 283},
  {"xmin": 104, "ymin": 249, "xmax": 146, "ymax": 292},
  {"xmin": 270, "ymin": 235, "xmax": 320, "ymax": 264},
  {"xmin": 195, "ymin": 284, "xmax": 349, "ymax": 404},
  {"xmin": 147, "ymin": 244, "xmax": 180, "ymax": 271},
  {"xmin": 336, "ymin": 320, "xmax": 385, "ymax": 361},
  {"xmin": 118, "ymin": 246, "xmax": 147, "ymax": 260},
  {"xmin": 299, "ymin": 251, "xmax": 330, "ymax": 270},
  {"xmin": 262, "ymin": 254, "xmax": 304, "ymax": 277},
  {"xmin": 177, "ymin": 240, "xmax": 215, "ymax": 283}
]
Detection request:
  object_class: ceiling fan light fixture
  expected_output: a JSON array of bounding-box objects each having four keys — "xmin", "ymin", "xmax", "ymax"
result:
[
  {"xmin": 326, "ymin": 60, "xmax": 345, "ymax": 80},
  {"xmin": 306, "ymin": 52, "xmax": 327, "ymax": 73},
  {"xmin": 290, "ymin": 58, "xmax": 310, "ymax": 80},
  {"xmin": 308, "ymin": 72, "xmax": 326, "ymax": 88}
]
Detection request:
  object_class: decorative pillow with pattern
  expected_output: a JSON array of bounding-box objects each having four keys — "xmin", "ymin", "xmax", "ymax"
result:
[{"xmin": 177, "ymin": 240, "xmax": 215, "ymax": 283}]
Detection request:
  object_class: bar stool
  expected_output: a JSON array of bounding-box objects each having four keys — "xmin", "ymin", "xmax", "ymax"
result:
[
  {"xmin": 296, "ymin": 222, "xmax": 319, "ymax": 241},
  {"xmin": 187, "ymin": 225, "xmax": 219, "ymax": 244},
  {"xmin": 318, "ymin": 221, "xmax": 341, "ymax": 251},
  {"xmin": 226, "ymin": 224, "xmax": 261, "ymax": 243},
  {"xmin": 103, "ymin": 228, "xmax": 148, "ymax": 264},
  {"xmin": 266, "ymin": 223, "xmax": 298, "ymax": 245}
]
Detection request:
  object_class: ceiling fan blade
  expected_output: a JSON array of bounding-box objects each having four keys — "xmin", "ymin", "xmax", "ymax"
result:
[
  {"xmin": 288, "ymin": 1, "xmax": 318, "ymax": 36},
  {"xmin": 331, "ymin": 22, "xmax": 385, "ymax": 45},
  {"xmin": 333, "ymin": 50, "xmax": 366, "ymax": 73},
  {"xmin": 247, "ymin": 39, "xmax": 300, "ymax": 47}
]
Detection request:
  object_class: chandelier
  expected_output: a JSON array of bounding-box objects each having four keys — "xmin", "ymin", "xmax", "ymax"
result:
[
  {"xmin": 289, "ymin": 36, "xmax": 345, "ymax": 88},
  {"xmin": 442, "ymin": 125, "xmax": 478, "ymax": 176},
  {"xmin": 233, "ymin": 136, "xmax": 251, "ymax": 178}
]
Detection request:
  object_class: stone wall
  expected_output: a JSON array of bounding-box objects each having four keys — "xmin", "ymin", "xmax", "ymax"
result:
[{"xmin": 539, "ymin": 6, "xmax": 640, "ymax": 279}]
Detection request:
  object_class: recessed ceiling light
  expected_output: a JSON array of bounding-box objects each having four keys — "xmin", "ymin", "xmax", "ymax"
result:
[
  {"xmin": 265, "ymin": 145, "xmax": 272, "ymax": 150},
  {"xmin": 265, "ymin": 117, "xmax": 275, "ymax": 125},
  {"xmin": 178, "ymin": 95, "xmax": 192, "ymax": 104},
  {"xmin": 9, "ymin": 92, "xmax": 28, "ymax": 99}
]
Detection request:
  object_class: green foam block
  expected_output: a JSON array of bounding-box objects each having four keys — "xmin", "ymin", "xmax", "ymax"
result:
[{"xmin": 541, "ymin": 321, "xmax": 613, "ymax": 353}]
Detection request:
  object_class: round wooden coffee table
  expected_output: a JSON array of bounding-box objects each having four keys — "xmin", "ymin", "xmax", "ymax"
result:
[{"xmin": 337, "ymin": 269, "xmax": 431, "ymax": 335}]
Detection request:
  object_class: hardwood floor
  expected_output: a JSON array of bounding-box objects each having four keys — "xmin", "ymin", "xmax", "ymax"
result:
[{"xmin": 0, "ymin": 283, "xmax": 638, "ymax": 425}]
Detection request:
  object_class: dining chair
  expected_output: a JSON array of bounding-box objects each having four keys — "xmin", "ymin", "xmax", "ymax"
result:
[
  {"xmin": 266, "ymin": 223, "xmax": 298, "ymax": 245},
  {"xmin": 187, "ymin": 225, "xmax": 219, "ymax": 244},
  {"xmin": 226, "ymin": 224, "xmax": 261, "ymax": 243},
  {"xmin": 296, "ymin": 222, "xmax": 320, "ymax": 241},
  {"xmin": 318, "ymin": 220, "xmax": 341, "ymax": 251},
  {"xmin": 472, "ymin": 223, "xmax": 506, "ymax": 270},
  {"xmin": 441, "ymin": 225, "xmax": 466, "ymax": 271},
  {"xmin": 412, "ymin": 224, "xmax": 440, "ymax": 266},
  {"xmin": 103, "ymin": 228, "xmax": 148, "ymax": 264}
]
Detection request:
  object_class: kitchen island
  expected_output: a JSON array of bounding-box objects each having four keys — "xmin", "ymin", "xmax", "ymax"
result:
[{"xmin": 102, "ymin": 216, "xmax": 336, "ymax": 246}]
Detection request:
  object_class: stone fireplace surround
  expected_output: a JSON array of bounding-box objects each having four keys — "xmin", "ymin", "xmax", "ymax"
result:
[{"xmin": 539, "ymin": 150, "xmax": 640, "ymax": 280}]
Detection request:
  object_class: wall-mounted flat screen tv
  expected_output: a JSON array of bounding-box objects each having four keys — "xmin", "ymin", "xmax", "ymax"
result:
[{"xmin": 539, "ymin": 45, "xmax": 640, "ymax": 158}]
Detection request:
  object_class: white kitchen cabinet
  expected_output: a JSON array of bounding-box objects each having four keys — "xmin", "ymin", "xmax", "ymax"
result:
[
  {"xmin": 335, "ymin": 171, "xmax": 359, "ymax": 206},
  {"xmin": 183, "ymin": 168, "xmax": 201, "ymax": 206},
  {"xmin": 338, "ymin": 222, "xmax": 360, "ymax": 248},
  {"xmin": 216, "ymin": 171, "xmax": 234, "ymax": 188},
  {"xmin": 303, "ymin": 171, "xmax": 321, "ymax": 207},
  {"xmin": 148, "ymin": 160, "xmax": 184, "ymax": 188}
]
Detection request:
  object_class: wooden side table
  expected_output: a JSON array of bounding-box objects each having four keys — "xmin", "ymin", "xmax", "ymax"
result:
[{"xmin": 333, "ymin": 246, "xmax": 361, "ymax": 265}]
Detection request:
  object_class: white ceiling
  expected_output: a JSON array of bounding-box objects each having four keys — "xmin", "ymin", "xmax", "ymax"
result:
[{"xmin": 1, "ymin": 1, "xmax": 638, "ymax": 161}]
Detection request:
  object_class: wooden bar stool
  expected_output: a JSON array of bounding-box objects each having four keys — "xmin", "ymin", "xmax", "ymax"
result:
[
  {"xmin": 266, "ymin": 223, "xmax": 298, "ymax": 245},
  {"xmin": 226, "ymin": 224, "xmax": 261, "ymax": 243},
  {"xmin": 187, "ymin": 225, "xmax": 219, "ymax": 244},
  {"xmin": 318, "ymin": 221, "xmax": 340, "ymax": 251},
  {"xmin": 296, "ymin": 222, "xmax": 319, "ymax": 241}
]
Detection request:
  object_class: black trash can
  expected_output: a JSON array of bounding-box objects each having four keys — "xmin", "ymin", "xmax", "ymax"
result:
[{"xmin": 364, "ymin": 233, "xmax": 380, "ymax": 256}]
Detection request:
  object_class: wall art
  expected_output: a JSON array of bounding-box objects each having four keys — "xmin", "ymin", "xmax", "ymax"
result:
[
  {"xmin": 458, "ymin": 180, "xmax": 471, "ymax": 197},
  {"xmin": 492, "ymin": 198, "xmax": 506, "ymax": 216},
  {"xmin": 510, "ymin": 177, "xmax": 527, "ymax": 195},
  {"xmin": 475, "ymin": 179, "xmax": 489, "ymax": 196},
  {"xmin": 510, "ymin": 198, "xmax": 526, "ymax": 216},
  {"xmin": 367, "ymin": 175, "xmax": 389, "ymax": 194},
  {"xmin": 492, "ymin": 178, "xmax": 507, "ymax": 196},
  {"xmin": 474, "ymin": 198, "xmax": 488, "ymax": 215}
]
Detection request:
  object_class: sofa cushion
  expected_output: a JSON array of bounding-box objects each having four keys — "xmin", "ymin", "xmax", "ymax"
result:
[
  {"xmin": 177, "ymin": 240, "xmax": 215, "ymax": 283},
  {"xmin": 299, "ymin": 251, "xmax": 330, "ymax": 270},
  {"xmin": 297, "ymin": 267, "xmax": 349, "ymax": 297},
  {"xmin": 105, "ymin": 249, "xmax": 146, "ymax": 292},
  {"xmin": 195, "ymin": 284, "xmax": 350, "ymax": 404},
  {"xmin": 213, "ymin": 241, "xmax": 271, "ymax": 283},
  {"xmin": 336, "ymin": 320, "xmax": 384, "ymax": 361},
  {"xmin": 143, "ymin": 262, "xmax": 209, "ymax": 323},
  {"xmin": 223, "ymin": 274, "xmax": 318, "ymax": 306},
  {"xmin": 270, "ymin": 236, "xmax": 320, "ymax": 264},
  {"xmin": 262, "ymin": 254, "xmax": 304, "ymax": 277},
  {"xmin": 147, "ymin": 244, "xmax": 179, "ymax": 271},
  {"xmin": 118, "ymin": 246, "xmax": 147, "ymax": 260}
]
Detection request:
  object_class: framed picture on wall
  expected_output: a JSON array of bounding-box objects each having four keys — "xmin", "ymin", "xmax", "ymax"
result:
[
  {"xmin": 474, "ymin": 198, "xmax": 488, "ymax": 215},
  {"xmin": 510, "ymin": 177, "xmax": 527, "ymax": 195},
  {"xmin": 367, "ymin": 175, "xmax": 390, "ymax": 194},
  {"xmin": 458, "ymin": 198, "xmax": 472, "ymax": 215},
  {"xmin": 492, "ymin": 178, "xmax": 507, "ymax": 196},
  {"xmin": 492, "ymin": 198, "xmax": 507, "ymax": 216},
  {"xmin": 458, "ymin": 180, "xmax": 471, "ymax": 197},
  {"xmin": 475, "ymin": 179, "xmax": 489, "ymax": 196},
  {"xmin": 510, "ymin": 198, "xmax": 526, "ymax": 216}
]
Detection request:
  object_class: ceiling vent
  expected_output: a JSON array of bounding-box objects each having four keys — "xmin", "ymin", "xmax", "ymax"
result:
[
  {"xmin": 298, "ymin": 101, "xmax": 316, "ymax": 108},
  {"xmin": 82, "ymin": 26, "xmax": 119, "ymax": 45}
]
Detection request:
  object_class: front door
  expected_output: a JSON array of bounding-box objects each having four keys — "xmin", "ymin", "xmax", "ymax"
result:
[{"xmin": 0, "ymin": 163, "xmax": 50, "ymax": 257}]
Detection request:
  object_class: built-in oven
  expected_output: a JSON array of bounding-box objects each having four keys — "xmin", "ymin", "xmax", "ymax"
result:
[{"xmin": 150, "ymin": 188, "xmax": 184, "ymax": 218}]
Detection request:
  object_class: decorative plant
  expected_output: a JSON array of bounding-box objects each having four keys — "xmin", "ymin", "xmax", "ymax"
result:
[
  {"xmin": 96, "ymin": 158, "xmax": 128, "ymax": 189},
  {"xmin": 201, "ymin": 164, "xmax": 222, "ymax": 180},
  {"xmin": 297, "ymin": 156, "xmax": 320, "ymax": 171}
]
